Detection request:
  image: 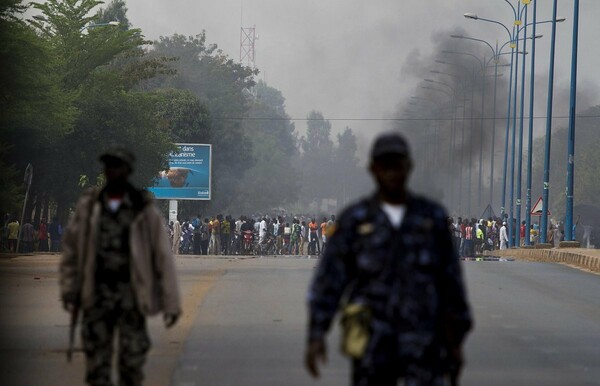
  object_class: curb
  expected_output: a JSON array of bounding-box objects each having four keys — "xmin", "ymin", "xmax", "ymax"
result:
[{"xmin": 484, "ymin": 248, "xmax": 600, "ymax": 273}]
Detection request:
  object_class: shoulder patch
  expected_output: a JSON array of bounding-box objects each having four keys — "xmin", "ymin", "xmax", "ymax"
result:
[{"xmin": 357, "ymin": 223, "xmax": 375, "ymax": 235}]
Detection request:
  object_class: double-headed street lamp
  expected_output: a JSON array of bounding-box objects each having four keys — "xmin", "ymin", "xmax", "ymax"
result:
[{"xmin": 81, "ymin": 21, "xmax": 120, "ymax": 32}]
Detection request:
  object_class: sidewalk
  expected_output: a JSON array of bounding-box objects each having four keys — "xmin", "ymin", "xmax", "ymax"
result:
[{"xmin": 485, "ymin": 247, "xmax": 600, "ymax": 274}]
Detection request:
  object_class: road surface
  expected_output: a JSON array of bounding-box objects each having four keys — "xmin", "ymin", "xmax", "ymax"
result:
[{"xmin": 0, "ymin": 255, "xmax": 598, "ymax": 385}]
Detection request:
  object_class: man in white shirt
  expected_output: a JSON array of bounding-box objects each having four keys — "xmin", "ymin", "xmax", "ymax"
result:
[
  {"xmin": 499, "ymin": 222, "xmax": 509, "ymax": 250},
  {"xmin": 259, "ymin": 217, "xmax": 267, "ymax": 244}
]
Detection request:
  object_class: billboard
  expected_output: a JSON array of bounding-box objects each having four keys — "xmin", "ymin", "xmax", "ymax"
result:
[{"xmin": 148, "ymin": 143, "xmax": 212, "ymax": 200}]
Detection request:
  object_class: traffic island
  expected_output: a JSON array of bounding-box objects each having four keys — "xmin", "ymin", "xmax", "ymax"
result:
[{"xmin": 484, "ymin": 247, "xmax": 600, "ymax": 274}]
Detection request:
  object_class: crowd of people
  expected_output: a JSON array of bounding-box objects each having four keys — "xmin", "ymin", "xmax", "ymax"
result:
[
  {"xmin": 167, "ymin": 214, "xmax": 337, "ymax": 256},
  {"xmin": 448, "ymin": 215, "xmax": 576, "ymax": 257},
  {"xmin": 1, "ymin": 215, "xmax": 63, "ymax": 253}
]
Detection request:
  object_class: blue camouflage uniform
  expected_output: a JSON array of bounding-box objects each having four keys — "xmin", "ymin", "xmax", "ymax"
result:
[{"xmin": 308, "ymin": 194, "xmax": 472, "ymax": 385}]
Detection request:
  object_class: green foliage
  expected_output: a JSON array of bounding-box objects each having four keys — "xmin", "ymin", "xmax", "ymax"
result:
[
  {"xmin": 147, "ymin": 33, "xmax": 259, "ymax": 211},
  {"xmin": 153, "ymin": 88, "xmax": 211, "ymax": 143},
  {"xmin": 1, "ymin": 0, "xmax": 370, "ymax": 218},
  {"xmin": 0, "ymin": 145, "xmax": 23, "ymax": 214},
  {"xmin": 95, "ymin": 0, "xmax": 130, "ymax": 28},
  {"xmin": 236, "ymin": 81, "xmax": 299, "ymax": 212}
]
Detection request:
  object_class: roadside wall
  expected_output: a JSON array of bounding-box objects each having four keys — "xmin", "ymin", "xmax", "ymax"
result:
[{"xmin": 484, "ymin": 248, "xmax": 600, "ymax": 273}]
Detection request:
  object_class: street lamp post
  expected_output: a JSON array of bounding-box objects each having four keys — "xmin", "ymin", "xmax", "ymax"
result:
[
  {"xmin": 515, "ymin": 3, "xmax": 529, "ymax": 248},
  {"xmin": 525, "ymin": 0, "xmax": 538, "ymax": 246},
  {"xmin": 540, "ymin": 0, "xmax": 559, "ymax": 244},
  {"xmin": 463, "ymin": 5, "xmax": 564, "ymax": 245},
  {"xmin": 565, "ymin": 0, "xmax": 580, "ymax": 242}
]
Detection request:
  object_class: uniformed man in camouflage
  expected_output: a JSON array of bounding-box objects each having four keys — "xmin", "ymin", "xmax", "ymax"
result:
[
  {"xmin": 61, "ymin": 149, "xmax": 181, "ymax": 386},
  {"xmin": 305, "ymin": 133, "xmax": 472, "ymax": 385}
]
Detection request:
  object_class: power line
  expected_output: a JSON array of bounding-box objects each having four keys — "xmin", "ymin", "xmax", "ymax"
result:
[{"xmin": 210, "ymin": 114, "xmax": 600, "ymax": 122}]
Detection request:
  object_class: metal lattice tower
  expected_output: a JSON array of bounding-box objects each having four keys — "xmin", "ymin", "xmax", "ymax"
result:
[{"xmin": 240, "ymin": 25, "xmax": 256, "ymax": 68}]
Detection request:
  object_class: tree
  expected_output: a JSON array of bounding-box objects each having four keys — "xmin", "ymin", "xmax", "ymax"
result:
[
  {"xmin": 236, "ymin": 81, "xmax": 299, "ymax": 212},
  {"xmin": 299, "ymin": 111, "xmax": 335, "ymax": 206},
  {"xmin": 147, "ymin": 33, "xmax": 259, "ymax": 211},
  {"xmin": 95, "ymin": 0, "xmax": 130, "ymax": 28},
  {"xmin": 333, "ymin": 127, "xmax": 361, "ymax": 206},
  {"xmin": 0, "ymin": 0, "xmax": 74, "ymax": 218},
  {"xmin": 8, "ymin": 0, "xmax": 177, "ymax": 219}
]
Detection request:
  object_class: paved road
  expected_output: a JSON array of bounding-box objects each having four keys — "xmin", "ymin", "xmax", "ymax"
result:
[{"xmin": 0, "ymin": 255, "xmax": 599, "ymax": 385}]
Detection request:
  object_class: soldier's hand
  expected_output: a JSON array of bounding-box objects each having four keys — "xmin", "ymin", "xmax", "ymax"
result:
[
  {"xmin": 164, "ymin": 313, "xmax": 179, "ymax": 328},
  {"xmin": 448, "ymin": 346, "xmax": 464, "ymax": 386},
  {"xmin": 305, "ymin": 339, "xmax": 327, "ymax": 379}
]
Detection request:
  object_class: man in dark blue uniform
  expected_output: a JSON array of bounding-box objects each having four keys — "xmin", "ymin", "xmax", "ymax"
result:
[{"xmin": 305, "ymin": 132, "xmax": 472, "ymax": 385}]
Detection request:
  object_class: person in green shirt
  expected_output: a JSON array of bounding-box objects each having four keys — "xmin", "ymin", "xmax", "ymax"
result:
[
  {"xmin": 7, "ymin": 219, "xmax": 19, "ymax": 253},
  {"xmin": 221, "ymin": 215, "xmax": 231, "ymax": 255}
]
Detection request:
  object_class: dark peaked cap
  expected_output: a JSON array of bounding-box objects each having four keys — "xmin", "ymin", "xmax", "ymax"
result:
[
  {"xmin": 370, "ymin": 132, "xmax": 411, "ymax": 160},
  {"xmin": 99, "ymin": 148, "xmax": 136, "ymax": 170}
]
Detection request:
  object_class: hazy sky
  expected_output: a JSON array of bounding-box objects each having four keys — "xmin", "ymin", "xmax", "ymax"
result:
[{"xmin": 124, "ymin": 0, "xmax": 599, "ymax": 154}]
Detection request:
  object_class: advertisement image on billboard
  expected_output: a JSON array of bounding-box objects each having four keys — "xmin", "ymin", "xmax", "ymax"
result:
[{"xmin": 148, "ymin": 143, "xmax": 212, "ymax": 200}]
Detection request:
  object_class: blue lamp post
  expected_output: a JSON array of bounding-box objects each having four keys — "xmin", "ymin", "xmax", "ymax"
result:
[
  {"xmin": 540, "ymin": 0, "xmax": 559, "ymax": 244},
  {"xmin": 464, "ymin": 4, "xmax": 563, "ymax": 245},
  {"xmin": 464, "ymin": 12, "xmax": 515, "ymax": 226},
  {"xmin": 565, "ymin": 0, "xmax": 580, "ymax": 242},
  {"xmin": 515, "ymin": 3, "xmax": 529, "ymax": 248},
  {"xmin": 525, "ymin": 0, "xmax": 538, "ymax": 246}
]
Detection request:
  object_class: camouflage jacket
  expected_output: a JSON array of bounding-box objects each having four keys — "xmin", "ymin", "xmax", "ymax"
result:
[
  {"xmin": 61, "ymin": 184, "xmax": 181, "ymax": 316},
  {"xmin": 308, "ymin": 194, "xmax": 472, "ymax": 365}
]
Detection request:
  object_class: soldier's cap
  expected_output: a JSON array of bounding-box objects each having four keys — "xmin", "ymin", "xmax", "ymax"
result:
[
  {"xmin": 370, "ymin": 132, "xmax": 411, "ymax": 160},
  {"xmin": 99, "ymin": 148, "xmax": 135, "ymax": 170}
]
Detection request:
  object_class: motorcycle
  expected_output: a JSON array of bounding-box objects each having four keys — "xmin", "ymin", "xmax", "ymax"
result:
[{"xmin": 242, "ymin": 230, "xmax": 254, "ymax": 255}]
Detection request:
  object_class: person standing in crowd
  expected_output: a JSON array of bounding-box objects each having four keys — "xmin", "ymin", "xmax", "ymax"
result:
[
  {"xmin": 192, "ymin": 214, "xmax": 202, "ymax": 255},
  {"xmin": 529, "ymin": 224, "xmax": 538, "ymax": 245},
  {"xmin": 172, "ymin": 218, "xmax": 182, "ymax": 255},
  {"xmin": 300, "ymin": 221, "xmax": 307, "ymax": 255},
  {"xmin": 21, "ymin": 220, "xmax": 34, "ymax": 253},
  {"xmin": 320, "ymin": 217, "xmax": 328, "ymax": 251},
  {"xmin": 459, "ymin": 218, "xmax": 467, "ymax": 257},
  {"xmin": 500, "ymin": 221, "xmax": 509, "ymax": 250},
  {"xmin": 7, "ymin": 218, "xmax": 19, "ymax": 253},
  {"xmin": 290, "ymin": 219, "xmax": 301, "ymax": 255},
  {"xmin": 221, "ymin": 215, "xmax": 231, "ymax": 255},
  {"xmin": 211, "ymin": 215, "xmax": 221, "ymax": 255},
  {"xmin": 38, "ymin": 218, "xmax": 49, "ymax": 252},
  {"xmin": 200, "ymin": 218, "xmax": 210, "ymax": 255},
  {"xmin": 49, "ymin": 217, "xmax": 63, "ymax": 252},
  {"xmin": 308, "ymin": 218, "xmax": 319, "ymax": 256},
  {"xmin": 464, "ymin": 221, "xmax": 474, "ymax": 257},
  {"xmin": 60, "ymin": 149, "xmax": 181, "ymax": 386},
  {"xmin": 259, "ymin": 216, "xmax": 268, "ymax": 245},
  {"xmin": 476, "ymin": 224, "xmax": 484, "ymax": 255},
  {"xmin": 305, "ymin": 132, "xmax": 472, "ymax": 385},
  {"xmin": 453, "ymin": 217, "xmax": 462, "ymax": 255}
]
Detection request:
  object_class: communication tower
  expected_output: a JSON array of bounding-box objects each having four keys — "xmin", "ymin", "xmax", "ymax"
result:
[{"xmin": 240, "ymin": 25, "xmax": 257, "ymax": 68}]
